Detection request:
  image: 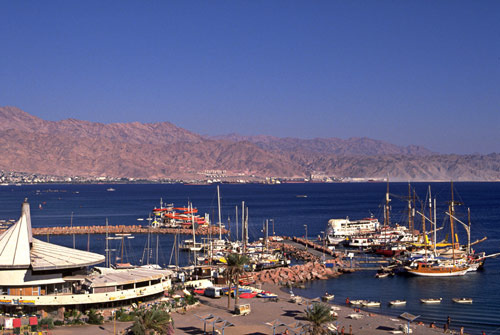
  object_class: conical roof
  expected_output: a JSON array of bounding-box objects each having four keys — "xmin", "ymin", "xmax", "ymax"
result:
[
  {"xmin": 0, "ymin": 200, "xmax": 105, "ymax": 270},
  {"xmin": 0, "ymin": 199, "xmax": 32, "ymax": 268}
]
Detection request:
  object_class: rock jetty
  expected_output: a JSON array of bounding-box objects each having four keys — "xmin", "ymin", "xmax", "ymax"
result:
[
  {"xmin": 252, "ymin": 261, "xmax": 341, "ymax": 285},
  {"xmin": 31, "ymin": 225, "xmax": 227, "ymax": 236}
]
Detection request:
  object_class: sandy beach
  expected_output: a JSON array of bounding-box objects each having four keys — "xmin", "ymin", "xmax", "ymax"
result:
[
  {"xmin": 46, "ymin": 282, "xmax": 465, "ymax": 334},
  {"xmin": 169, "ymin": 283, "xmax": 447, "ymax": 335}
]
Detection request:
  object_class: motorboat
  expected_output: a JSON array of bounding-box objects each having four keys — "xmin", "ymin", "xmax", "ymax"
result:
[
  {"xmin": 239, "ymin": 292, "xmax": 258, "ymax": 299},
  {"xmin": 257, "ymin": 291, "xmax": 278, "ymax": 299},
  {"xmin": 321, "ymin": 292, "xmax": 335, "ymax": 302},
  {"xmin": 389, "ymin": 300, "xmax": 406, "ymax": 306},
  {"xmin": 375, "ymin": 272, "xmax": 390, "ymax": 278},
  {"xmin": 452, "ymin": 297, "xmax": 473, "ymax": 304},
  {"xmin": 349, "ymin": 299, "xmax": 366, "ymax": 305},
  {"xmin": 420, "ymin": 298, "xmax": 442, "ymax": 304},
  {"xmin": 362, "ymin": 301, "xmax": 381, "ymax": 307}
]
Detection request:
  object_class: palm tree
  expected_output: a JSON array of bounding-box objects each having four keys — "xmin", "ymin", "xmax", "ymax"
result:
[
  {"xmin": 225, "ymin": 252, "xmax": 250, "ymax": 310},
  {"xmin": 303, "ymin": 302, "xmax": 335, "ymax": 335},
  {"xmin": 131, "ymin": 305, "xmax": 174, "ymax": 335}
]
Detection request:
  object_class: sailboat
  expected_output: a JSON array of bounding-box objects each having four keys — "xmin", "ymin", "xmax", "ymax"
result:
[
  {"xmin": 405, "ymin": 183, "xmax": 470, "ymax": 277},
  {"xmin": 212, "ymin": 185, "xmax": 227, "ymax": 250},
  {"xmin": 180, "ymin": 203, "xmax": 205, "ymax": 252}
]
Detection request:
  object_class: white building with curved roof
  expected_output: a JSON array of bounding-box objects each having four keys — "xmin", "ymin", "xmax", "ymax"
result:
[{"xmin": 0, "ymin": 200, "xmax": 173, "ymax": 314}]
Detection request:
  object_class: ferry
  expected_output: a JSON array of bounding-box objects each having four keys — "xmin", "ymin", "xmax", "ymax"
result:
[{"xmin": 325, "ymin": 217, "xmax": 379, "ymax": 237}]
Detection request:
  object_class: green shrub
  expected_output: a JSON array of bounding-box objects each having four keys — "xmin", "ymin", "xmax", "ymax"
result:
[
  {"xmin": 185, "ymin": 294, "xmax": 198, "ymax": 305},
  {"xmin": 86, "ymin": 309, "xmax": 104, "ymax": 325},
  {"xmin": 54, "ymin": 320, "xmax": 64, "ymax": 326},
  {"xmin": 39, "ymin": 317, "xmax": 54, "ymax": 329},
  {"xmin": 114, "ymin": 308, "xmax": 133, "ymax": 322}
]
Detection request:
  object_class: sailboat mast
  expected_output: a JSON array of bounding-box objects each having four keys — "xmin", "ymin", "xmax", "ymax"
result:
[
  {"xmin": 407, "ymin": 183, "xmax": 413, "ymax": 235},
  {"xmin": 156, "ymin": 234, "xmax": 159, "ymax": 265},
  {"xmin": 467, "ymin": 208, "xmax": 471, "ymax": 255},
  {"xmin": 421, "ymin": 201, "xmax": 427, "ymax": 258},
  {"xmin": 450, "ymin": 182, "xmax": 456, "ymax": 261},
  {"xmin": 105, "ymin": 218, "xmax": 109, "ymax": 268},
  {"xmin": 428, "ymin": 186, "xmax": 433, "ymax": 228},
  {"xmin": 235, "ymin": 206, "xmax": 239, "ymax": 243},
  {"xmin": 385, "ymin": 178, "xmax": 391, "ymax": 226},
  {"xmin": 433, "ymin": 198, "xmax": 437, "ymax": 254},
  {"xmin": 190, "ymin": 202, "xmax": 197, "ymax": 266},
  {"xmin": 120, "ymin": 235, "xmax": 125, "ymax": 265},
  {"xmin": 241, "ymin": 201, "xmax": 245, "ymax": 252},
  {"xmin": 71, "ymin": 211, "xmax": 75, "ymax": 249},
  {"xmin": 245, "ymin": 206, "xmax": 249, "ymax": 252},
  {"xmin": 191, "ymin": 202, "xmax": 196, "ymax": 244},
  {"xmin": 217, "ymin": 185, "xmax": 222, "ymax": 241},
  {"xmin": 147, "ymin": 223, "xmax": 151, "ymax": 265}
]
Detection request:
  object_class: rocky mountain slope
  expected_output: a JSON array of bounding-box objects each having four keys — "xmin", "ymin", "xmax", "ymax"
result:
[{"xmin": 0, "ymin": 106, "xmax": 498, "ymax": 181}]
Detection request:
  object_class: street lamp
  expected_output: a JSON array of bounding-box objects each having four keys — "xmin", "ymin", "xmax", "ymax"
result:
[
  {"xmin": 304, "ymin": 224, "xmax": 308, "ymax": 250},
  {"xmin": 320, "ymin": 231, "xmax": 326, "ymax": 261}
]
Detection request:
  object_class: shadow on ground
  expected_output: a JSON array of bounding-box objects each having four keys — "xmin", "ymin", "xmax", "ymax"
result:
[{"xmin": 176, "ymin": 326, "xmax": 204, "ymax": 334}]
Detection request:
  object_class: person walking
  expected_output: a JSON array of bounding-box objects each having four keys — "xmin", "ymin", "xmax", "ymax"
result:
[{"xmin": 349, "ymin": 324, "xmax": 353, "ymax": 335}]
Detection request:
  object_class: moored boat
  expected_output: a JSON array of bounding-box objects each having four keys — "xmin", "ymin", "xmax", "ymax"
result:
[
  {"xmin": 452, "ymin": 297, "xmax": 473, "ymax": 304},
  {"xmin": 321, "ymin": 292, "xmax": 334, "ymax": 301},
  {"xmin": 362, "ymin": 301, "xmax": 381, "ymax": 307},
  {"xmin": 349, "ymin": 299, "xmax": 366, "ymax": 305},
  {"xmin": 389, "ymin": 299, "xmax": 406, "ymax": 306},
  {"xmin": 405, "ymin": 261, "xmax": 469, "ymax": 277},
  {"xmin": 420, "ymin": 298, "xmax": 442, "ymax": 304}
]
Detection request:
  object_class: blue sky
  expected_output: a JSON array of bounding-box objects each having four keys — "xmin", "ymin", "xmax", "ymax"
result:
[{"xmin": 1, "ymin": 1, "xmax": 499, "ymax": 154}]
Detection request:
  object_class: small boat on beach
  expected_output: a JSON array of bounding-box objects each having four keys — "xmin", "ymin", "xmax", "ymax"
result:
[
  {"xmin": 452, "ymin": 297, "xmax": 473, "ymax": 304},
  {"xmin": 257, "ymin": 291, "xmax": 278, "ymax": 299},
  {"xmin": 362, "ymin": 301, "xmax": 381, "ymax": 307},
  {"xmin": 321, "ymin": 293, "xmax": 334, "ymax": 301},
  {"xmin": 239, "ymin": 292, "xmax": 258, "ymax": 299},
  {"xmin": 420, "ymin": 298, "xmax": 442, "ymax": 304},
  {"xmin": 389, "ymin": 300, "xmax": 406, "ymax": 306}
]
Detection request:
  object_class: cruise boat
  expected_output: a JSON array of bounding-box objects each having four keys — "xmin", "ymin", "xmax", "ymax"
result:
[{"xmin": 325, "ymin": 217, "xmax": 380, "ymax": 237}]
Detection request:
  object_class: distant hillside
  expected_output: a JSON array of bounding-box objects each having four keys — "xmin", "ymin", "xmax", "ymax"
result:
[
  {"xmin": 0, "ymin": 106, "xmax": 498, "ymax": 181},
  {"xmin": 211, "ymin": 133, "xmax": 434, "ymax": 156},
  {"xmin": 0, "ymin": 106, "xmax": 203, "ymax": 145}
]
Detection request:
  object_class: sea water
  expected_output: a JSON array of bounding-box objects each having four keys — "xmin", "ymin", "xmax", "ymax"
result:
[{"xmin": 0, "ymin": 182, "xmax": 498, "ymax": 334}]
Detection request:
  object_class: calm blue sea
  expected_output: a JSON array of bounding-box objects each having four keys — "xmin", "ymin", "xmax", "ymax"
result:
[{"xmin": 0, "ymin": 182, "xmax": 498, "ymax": 334}]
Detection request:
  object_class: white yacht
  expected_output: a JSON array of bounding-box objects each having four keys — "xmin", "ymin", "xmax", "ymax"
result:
[{"xmin": 326, "ymin": 217, "xmax": 379, "ymax": 237}]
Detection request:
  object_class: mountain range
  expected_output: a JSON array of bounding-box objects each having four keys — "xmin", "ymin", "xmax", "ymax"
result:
[{"xmin": 0, "ymin": 106, "xmax": 499, "ymax": 181}]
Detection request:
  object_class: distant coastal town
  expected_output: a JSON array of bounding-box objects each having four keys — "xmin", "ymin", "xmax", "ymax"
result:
[{"xmin": 0, "ymin": 169, "xmax": 383, "ymax": 185}]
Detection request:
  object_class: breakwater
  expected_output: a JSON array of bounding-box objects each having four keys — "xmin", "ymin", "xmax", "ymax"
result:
[
  {"xmin": 252, "ymin": 261, "xmax": 341, "ymax": 285},
  {"xmin": 30, "ymin": 225, "xmax": 228, "ymax": 236}
]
